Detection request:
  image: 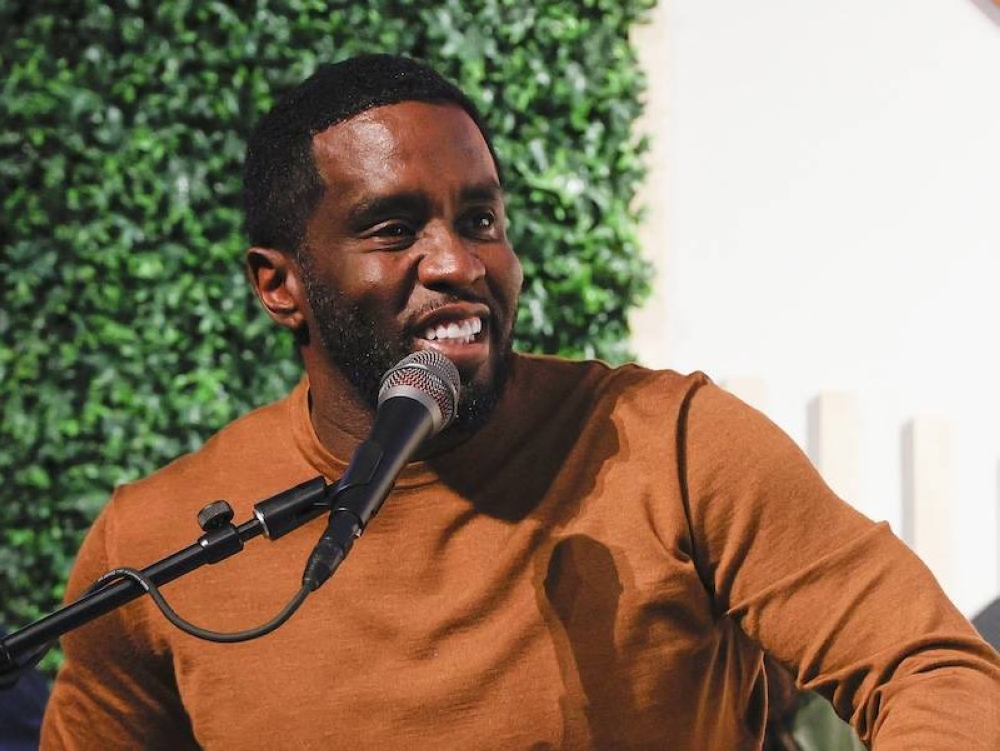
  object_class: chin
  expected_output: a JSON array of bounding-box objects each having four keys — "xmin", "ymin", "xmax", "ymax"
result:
[{"xmin": 453, "ymin": 357, "xmax": 509, "ymax": 430}]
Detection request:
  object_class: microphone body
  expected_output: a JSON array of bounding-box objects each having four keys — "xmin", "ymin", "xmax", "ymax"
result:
[{"xmin": 303, "ymin": 351, "xmax": 460, "ymax": 590}]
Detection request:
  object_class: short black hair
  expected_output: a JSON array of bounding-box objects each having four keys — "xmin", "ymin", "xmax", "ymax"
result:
[{"xmin": 244, "ymin": 54, "xmax": 500, "ymax": 255}]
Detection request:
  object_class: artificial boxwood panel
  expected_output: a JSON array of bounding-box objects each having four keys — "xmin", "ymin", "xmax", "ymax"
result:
[{"xmin": 0, "ymin": 0, "xmax": 654, "ymax": 656}]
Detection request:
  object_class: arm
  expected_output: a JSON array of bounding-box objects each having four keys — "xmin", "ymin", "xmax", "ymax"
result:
[
  {"xmin": 680, "ymin": 382, "xmax": 1000, "ymax": 749},
  {"xmin": 41, "ymin": 494, "xmax": 200, "ymax": 751}
]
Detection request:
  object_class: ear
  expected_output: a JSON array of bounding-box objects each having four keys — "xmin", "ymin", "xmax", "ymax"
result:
[{"xmin": 245, "ymin": 246, "xmax": 308, "ymax": 333}]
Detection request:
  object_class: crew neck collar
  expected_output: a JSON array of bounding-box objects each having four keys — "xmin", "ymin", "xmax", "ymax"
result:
[
  {"xmin": 289, "ymin": 376, "xmax": 442, "ymax": 489},
  {"xmin": 288, "ymin": 354, "xmax": 535, "ymax": 491}
]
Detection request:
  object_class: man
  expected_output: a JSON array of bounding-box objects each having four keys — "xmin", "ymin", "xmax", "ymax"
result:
[{"xmin": 42, "ymin": 54, "xmax": 999, "ymax": 750}]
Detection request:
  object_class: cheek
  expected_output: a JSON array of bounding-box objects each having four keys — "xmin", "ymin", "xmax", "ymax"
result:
[
  {"xmin": 493, "ymin": 248, "xmax": 524, "ymax": 307},
  {"xmin": 342, "ymin": 257, "xmax": 414, "ymax": 311}
]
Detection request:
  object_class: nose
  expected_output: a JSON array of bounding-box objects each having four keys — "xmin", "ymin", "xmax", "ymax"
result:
[{"xmin": 416, "ymin": 225, "xmax": 486, "ymax": 290}]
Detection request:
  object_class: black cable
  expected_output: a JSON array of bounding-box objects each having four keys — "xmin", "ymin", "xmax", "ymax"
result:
[{"xmin": 88, "ymin": 568, "xmax": 311, "ymax": 644}]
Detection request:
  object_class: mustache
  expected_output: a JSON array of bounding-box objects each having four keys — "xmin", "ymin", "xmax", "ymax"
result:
[{"xmin": 407, "ymin": 292, "xmax": 496, "ymax": 322}]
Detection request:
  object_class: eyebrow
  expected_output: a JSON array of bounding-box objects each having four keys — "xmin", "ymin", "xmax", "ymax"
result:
[
  {"xmin": 347, "ymin": 192, "xmax": 431, "ymax": 230},
  {"xmin": 346, "ymin": 180, "xmax": 505, "ymax": 230},
  {"xmin": 459, "ymin": 180, "xmax": 505, "ymax": 204}
]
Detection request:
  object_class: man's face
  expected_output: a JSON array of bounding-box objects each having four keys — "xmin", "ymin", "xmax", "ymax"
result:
[{"xmin": 297, "ymin": 101, "xmax": 523, "ymax": 426}]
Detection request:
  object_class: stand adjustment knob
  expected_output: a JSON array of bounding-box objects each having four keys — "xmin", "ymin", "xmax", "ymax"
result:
[{"xmin": 198, "ymin": 501, "xmax": 234, "ymax": 532}]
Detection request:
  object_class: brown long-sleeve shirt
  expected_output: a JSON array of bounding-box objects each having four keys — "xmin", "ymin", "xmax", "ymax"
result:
[{"xmin": 42, "ymin": 355, "xmax": 1000, "ymax": 749}]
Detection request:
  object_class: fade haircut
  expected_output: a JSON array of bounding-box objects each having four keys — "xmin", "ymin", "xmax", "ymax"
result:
[{"xmin": 244, "ymin": 54, "xmax": 501, "ymax": 255}]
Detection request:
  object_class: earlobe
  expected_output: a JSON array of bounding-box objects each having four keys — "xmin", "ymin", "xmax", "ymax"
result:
[{"xmin": 245, "ymin": 246, "xmax": 308, "ymax": 332}]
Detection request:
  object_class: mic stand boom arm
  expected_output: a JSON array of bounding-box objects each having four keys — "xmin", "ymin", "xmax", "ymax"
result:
[{"xmin": 0, "ymin": 475, "xmax": 331, "ymax": 686}]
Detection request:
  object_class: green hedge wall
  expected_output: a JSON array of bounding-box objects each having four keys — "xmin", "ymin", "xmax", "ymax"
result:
[{"xmin": 0, "ymin": 0, "xmax": 653, "ymax": 656}]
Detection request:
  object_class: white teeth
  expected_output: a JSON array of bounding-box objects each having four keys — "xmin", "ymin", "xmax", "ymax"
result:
[{"xmin": 421, "ymin": 317, "xmax": 483, "ymax": 343}]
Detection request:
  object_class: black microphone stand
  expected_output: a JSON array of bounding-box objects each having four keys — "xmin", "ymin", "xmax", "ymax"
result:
[{"xmin": 0, "ymin": 475, "xmax": 332, "ymax": 687}]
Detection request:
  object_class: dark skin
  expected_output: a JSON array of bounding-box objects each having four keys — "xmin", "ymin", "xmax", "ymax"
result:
[{"xmin": 246, "ymin": 102, "xmax": 523, "ymax": 461}]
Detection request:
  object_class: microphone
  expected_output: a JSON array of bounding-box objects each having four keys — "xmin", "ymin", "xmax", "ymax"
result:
[{"xmin": 302, "ymin": 350, "xmax": 460, "ymax": 590}]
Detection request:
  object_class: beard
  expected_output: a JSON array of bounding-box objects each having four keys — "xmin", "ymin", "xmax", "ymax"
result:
[{"xmin": 298, "ymin": 257, "xmax": 513, "ymax": 431}]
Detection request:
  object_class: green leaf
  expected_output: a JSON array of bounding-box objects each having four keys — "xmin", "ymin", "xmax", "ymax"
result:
[{"xmin": 0, "ymin": 0, "xmax": 655, "ymax": 674}]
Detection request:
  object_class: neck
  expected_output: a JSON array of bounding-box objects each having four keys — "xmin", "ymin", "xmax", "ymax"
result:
[
  {"xmin": 303, "ymin": 356, "xmax": 483, "ymax": 464},
  {"xmin": 303, "ymin": 358, "xmax": 377, "ymax": 463}
]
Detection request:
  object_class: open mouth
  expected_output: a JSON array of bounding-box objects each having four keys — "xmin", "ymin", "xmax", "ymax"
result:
[
  {"xmin": 420, "ymin": 316, "xmax": 483, "ymax": 346},
  {"xmin": 411, "ymin": 311, "xmax": 492, "ymax": 372},
  {"xmin": 409, "ymin": 301, "xmax": 495, "ymax": 373}
]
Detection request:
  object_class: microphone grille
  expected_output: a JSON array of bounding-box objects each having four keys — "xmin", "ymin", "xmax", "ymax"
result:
[{"xmin": 378, "ymin": 350, "xmax": 461, "ymax": 431}]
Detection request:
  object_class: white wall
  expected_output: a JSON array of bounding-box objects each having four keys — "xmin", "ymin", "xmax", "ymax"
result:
[{"xmin": 632, "ymin": 0, "xmax": 1000, "ymax": 616}]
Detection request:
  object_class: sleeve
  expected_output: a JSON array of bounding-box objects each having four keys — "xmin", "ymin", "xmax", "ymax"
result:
[
  {"xmin": 680, "ymin": 381, "xmax": 1000, "ymax": 750},
  {"xmin": 40, "ymin": 492, "xmax": 200, "ymax": 751}
]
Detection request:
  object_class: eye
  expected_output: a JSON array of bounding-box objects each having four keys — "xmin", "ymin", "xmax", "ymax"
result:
[
  {"xmin": 366, "ymin": 221, "xmax": 417, "ymax": 249},
  {"xmin": 465, "ymin": 208, "xmax": 500, "ymax": 238},
  {"xmin": 373, "ymin": 222, "xmax": 413, "ymax": 238},
  {"xmin": 472, "ymin": 210, "xmax": 495, "ymax": 228}
]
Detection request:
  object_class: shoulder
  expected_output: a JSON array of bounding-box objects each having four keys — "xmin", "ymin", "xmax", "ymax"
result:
[
  {"xmin": 510, "ymin": 352, "xmax": 713, "ymax": 420},
  {"xmin": 95, "ymin": 379, "xmax": 316, "ymax": 565},
  {"xmin": 128, "ymin": 379, "xmax": 306, "ymax": 497}
]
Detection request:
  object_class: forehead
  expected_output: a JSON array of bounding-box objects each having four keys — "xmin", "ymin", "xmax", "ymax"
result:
[{"xmin": 310, "ymin": 102, "xmax": 498, "ymax": 200}]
